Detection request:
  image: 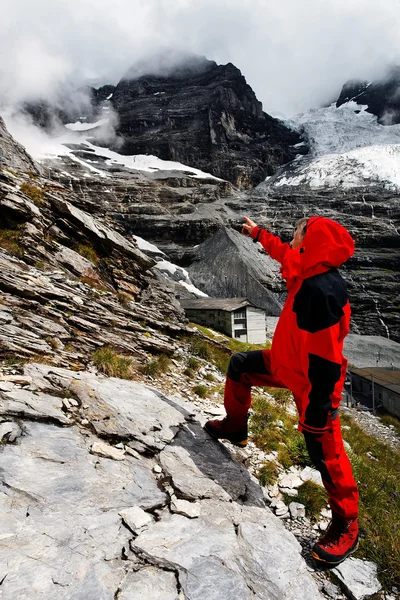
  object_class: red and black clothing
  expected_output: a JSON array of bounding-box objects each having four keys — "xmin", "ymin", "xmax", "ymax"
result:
[{"xmin": 224, "ymin": 217, "xmax": 359, "ymax": 519}]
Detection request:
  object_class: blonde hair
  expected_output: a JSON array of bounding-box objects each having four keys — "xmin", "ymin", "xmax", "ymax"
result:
[{"xmin": 296, "ymin": 217, "xmax": 308, "ymax": 236}]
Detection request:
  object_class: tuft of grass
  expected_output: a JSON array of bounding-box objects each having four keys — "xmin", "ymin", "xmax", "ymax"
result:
[
  {"xmin": 141, "ymin": 354, "xmax": 171, "ymax": 377},
  {"xmin": 204, "ymin": 372, "xmax": 215, "ymax": 382},
  {"xmin": 257, "ymin": 461, "xmax": 280, "ymax": 487},
  {"xmin": 192, "ymin": 384, "xmax": 209, "ymax": 398},
  {"xmin": 92, "ymin": 346, "xmax": 136, "ymax": 379},
  {"xmin": 266, "ymin": 387, "xmax": 292, "ymax": 405},
  {"xmin": 187, "ymin": 356, "xmax": 201, "ymax": 371},
  {"xmin": 73, "ymin": 243, "xmax": 99, "ymax": 265},
  {"xmin": 340, "ymin": 413, "xmax": 400, "ymax": 590},
  {"xmin": 20, "ymin": 182, "xmax": 45, "ymax": 206},
  {"xmin": 116, "ymin": 291, "xmax": 134, "ymax": 306},
  {"xmin": 0, "ymin": 228, "xmax": 23, "ymax": 257},
  {"xmin": 250, "ymin": 395, "xmax": 297, "ymax": 454},
  {"xmin": 188, "ymin": 337, "xmax": 231, "ymax": 373},
  {"xmin": 295, "ymin": 480, "xmax": 328, "ymax": 519}
]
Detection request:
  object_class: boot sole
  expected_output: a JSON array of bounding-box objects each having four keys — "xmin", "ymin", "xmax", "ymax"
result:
[
  {"xmin": 203, "ymin": 424, "xmax": 248, "ymax": 448},
  {"xmin": 312, "ymin": 540, "xmax": 359, "ymax": 566}
]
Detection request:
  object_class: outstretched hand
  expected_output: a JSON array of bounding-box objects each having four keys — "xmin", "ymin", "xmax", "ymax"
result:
[{"xmin": 241, "ymin": 216, "xmax": 257, "ymax": 236}]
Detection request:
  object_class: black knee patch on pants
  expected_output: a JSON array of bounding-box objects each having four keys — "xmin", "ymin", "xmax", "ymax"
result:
[
  {"xmin": 303, "ymin": 431, "xmax": 334, "ymax": 486},
  {"xmin": 227, "ymin": 351, "xmax": 269, "ymax": 382}
]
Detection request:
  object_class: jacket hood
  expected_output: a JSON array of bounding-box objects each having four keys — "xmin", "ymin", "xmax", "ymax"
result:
[{"xmin": 300, "ymin": 217, "xmax": 354, "ymax": 276}]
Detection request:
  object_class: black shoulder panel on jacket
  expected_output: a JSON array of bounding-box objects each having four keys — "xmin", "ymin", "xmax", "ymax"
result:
[{"xmin": 293, "ymin": 269, "xmax": 348, "ymax": 333}]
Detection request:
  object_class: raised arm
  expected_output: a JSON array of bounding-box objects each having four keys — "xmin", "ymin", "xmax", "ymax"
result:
[{"xmin": 242, "ymin": 216, "xmax": 290, "ymax": 266}]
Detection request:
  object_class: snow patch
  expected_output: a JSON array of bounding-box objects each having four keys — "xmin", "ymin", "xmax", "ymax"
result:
[
  {"xmin": 132, "ymin": 235, "xmax": 166, "ymax": 256},
  {"xmin": 65, "ymin": 119, "xmax": 109, "ymax": 131},
  {"xmin": 155, "ymin": 259, "xmax": 208, "ymax": 298},
  {"xmin": 275, "ymin": 103, "xmax": 400, "ymax": 190}
]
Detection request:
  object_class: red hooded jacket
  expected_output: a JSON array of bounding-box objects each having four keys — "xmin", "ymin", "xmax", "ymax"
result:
[{"xmin": 251, "ymin": 217, "xmax": 355, "ymax": 433}]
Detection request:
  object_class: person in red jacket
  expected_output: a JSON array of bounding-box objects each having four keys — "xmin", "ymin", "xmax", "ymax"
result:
[{"xmin": 204, "ymin": 215, "xmax": 359, "ymax": 567}]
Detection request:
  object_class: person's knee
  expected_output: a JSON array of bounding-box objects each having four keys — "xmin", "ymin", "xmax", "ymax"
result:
[{"xmin": 227, "ymin": 352, "xmax": 247, "ymax": 382}]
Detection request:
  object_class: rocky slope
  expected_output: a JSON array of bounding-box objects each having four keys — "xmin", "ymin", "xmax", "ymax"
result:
[{"xmin": 0, "ymin": 141, "xmax": 328, "ymax": 600}]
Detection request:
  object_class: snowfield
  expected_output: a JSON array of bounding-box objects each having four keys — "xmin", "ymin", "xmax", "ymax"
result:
[{"xmin": 274, "ymin": 102, "xmax": 400, "ymax": 190}]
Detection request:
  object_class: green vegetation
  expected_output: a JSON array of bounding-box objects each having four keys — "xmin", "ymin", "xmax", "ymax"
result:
[
  {"xmin": 73, "ymin": 243, "xmax": 99, "ymax": 265},
  {"xmin": 290, "ymin": 481, "xmax": 327, "ymax": 518},
  {"xmin": 192, "ymin": 384, "xmax": 209, "ymax": 398},
  {"xmin": 257, "ymin": 461, "xmax": 280, "ymax": 487},
  {"xmin": 92, "ymin": 346, "xmax": 136, "ymax": 379},
  {"xmin": 140, "ymin": 354, "xmax": 171, "ymax": 377},
  {"xmin": 250, "ymin": 395, "xmax": 298, "ymax": 453},
  {"xmin": 0, "ymin": 228, "xmax": 23, "ymax": 257},
  {"xmin": 204, "ymin": 372, "xmax": 215, "ymax": 382},
  {"xmin": 340, "ymin": 413, "xmax": 400, "ymax": 590},
  {"xmin": 20, "ymin": 182, "xmax": 45, "ymax": 206},
  {"xmin": 186, "ymin": 356, "xmax": 201, "ymax": 371}
]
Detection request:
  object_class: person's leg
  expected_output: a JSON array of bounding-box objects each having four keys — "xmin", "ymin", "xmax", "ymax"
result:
[
  {"xmin": 301, "ymin": 412, "xmax": 359, "ymax": 564},
  {"xmin": 204, "ymin": 350, "xmax": 286, "ymax": 446}
]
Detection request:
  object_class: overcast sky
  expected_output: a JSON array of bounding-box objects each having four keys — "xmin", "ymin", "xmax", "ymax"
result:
[{"xmin": 1, "ymin": 0, "xmax": 400, "ymax": 117}]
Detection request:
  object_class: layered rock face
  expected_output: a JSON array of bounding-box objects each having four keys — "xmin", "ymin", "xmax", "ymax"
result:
[
  {"xmin": 0, "ymin": 167, "xmax": 191, "ymax": 365},
  {"xmin": 336, "ymin": 67, "xmax": 400, "ymax": 125},
  {"xmin": 111, "ymin": 57, "xmax": 302, "ymax": 188},
  {"xmin": 0, "ymin": 116, "xmax": 38, "ymax": 173}
]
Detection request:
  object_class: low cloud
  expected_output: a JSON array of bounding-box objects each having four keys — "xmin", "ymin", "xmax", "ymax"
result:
[{"xmin": 1, "ymin": 0, "xmax": 400, "ymax": 117}]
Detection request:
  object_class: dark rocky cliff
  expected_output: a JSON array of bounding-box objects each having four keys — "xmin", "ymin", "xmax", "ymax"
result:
[
  {"xmin": 188, "ymin": 227, "xmax": 284, "ymax": 314},
  {"xmin": 336, "ymin": 67, "xmax": 400, "ymax": 125},
  {"xmin": 111, "ymin": 57, "xmax": 303, "ymax": 188}
]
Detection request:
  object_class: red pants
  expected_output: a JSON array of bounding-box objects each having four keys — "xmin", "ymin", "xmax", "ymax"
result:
[{"xmin": 224, "ymin": 350, "xmax": 358, "ymax": 519}]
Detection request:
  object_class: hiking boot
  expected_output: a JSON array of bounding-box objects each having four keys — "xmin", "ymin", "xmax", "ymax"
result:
[
  {"xmin": 204, "ymin": 415, "xmax": 248, "ymax": 447},
  {"xmin": 312, "ymin": 516, "xmax": 359, "ymax": 566}
]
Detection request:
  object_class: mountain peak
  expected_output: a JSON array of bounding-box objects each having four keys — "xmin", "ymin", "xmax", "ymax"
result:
[{"xmin": 336, "ymin": 66, "xmax": 400, "ymax": 125}]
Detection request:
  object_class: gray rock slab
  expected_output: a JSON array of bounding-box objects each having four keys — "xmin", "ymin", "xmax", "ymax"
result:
[
  {"xmin": 54, "ymin": 244, "xmax": 95, "ymax": 276},
  {"xmin": 160, "ymin": 423, "xmax": 264, "ymax": 504},
  {"xmin": 0, "ymin": 421, "xmax": 166, "ymax": 510},
  {"xmin": 23, "ymin": 364, "xmax": 187, "ymax": 451},
  {"xmin": 0, "ymin": 421, "xmax": 167, "ymax": 599},
  {"xmin": 0, "ymin": 388, "xmax": 70, "ymax": 425},
  {"xmin": 119, "ymin": 506, "xmax": 153, "ymax": 530},
  {"xmin": 183, "ymin": 555, "xmax": 251, "ymax": 600},
  {"xmin": 236, "ymin": 521, "xmax": 321, "ymax": 599},
  {"xmin": 332, "ymin": 558, "xmax": 382, "ymax": 600},
  {"xmin": 119, "ymin": 567, "xmax": 178, "ymax": 600},
  {"xmin": 133, "ymin": 501, "xmax": 323, "ymax": 600}
]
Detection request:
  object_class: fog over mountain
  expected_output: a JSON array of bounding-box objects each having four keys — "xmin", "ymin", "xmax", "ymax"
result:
[{"xmin": 2, "ymin": 0, "xmax": 400, "ymax": 116}]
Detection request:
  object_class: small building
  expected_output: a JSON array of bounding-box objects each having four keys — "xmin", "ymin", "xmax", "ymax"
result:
[
  {"xmin": 348, "ymin": 366, "xmax": 400, "ymax": 418},
  {"xmin": 180, "ymin": 298, "xmax": 266, "ymax": 345}
]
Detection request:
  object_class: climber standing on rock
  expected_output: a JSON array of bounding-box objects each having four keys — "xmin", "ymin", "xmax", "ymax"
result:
[{"xmin": 204, "ymin": 215, "xmax": 359, "ymax": 567}]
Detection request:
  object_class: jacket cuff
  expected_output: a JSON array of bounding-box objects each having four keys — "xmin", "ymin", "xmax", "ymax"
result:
[{"xmin": 251, "ymin": 226, "xmax": 262, "ymax": 242}]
